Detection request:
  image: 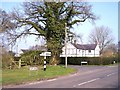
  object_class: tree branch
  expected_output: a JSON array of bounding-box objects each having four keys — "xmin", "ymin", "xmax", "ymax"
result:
[{"xmin": 19, "ymin": 20, "xmax": 45, "ymax": 36}]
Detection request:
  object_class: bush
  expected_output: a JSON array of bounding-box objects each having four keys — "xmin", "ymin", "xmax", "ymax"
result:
[
  {"xmin": 2, "ymin": 52, "xmax": 17, "ymax": 69},
  {"xmin": 60, "ymin": 56, "xmax": 118, "ymax": 65},
  {"xmin": 1, "ymin": 47, "xmax": 18, "ymax": 69},
  {"xmin": 118, "ymin": 53, "xmax": 120, "ymax": 63},
  {"xmin": 2, "ymin": 53, "xmax": 12, "ymax": 68},
  {"xmin": 20, "ymin": 50, "xmax": 43, "ymax": 66}
]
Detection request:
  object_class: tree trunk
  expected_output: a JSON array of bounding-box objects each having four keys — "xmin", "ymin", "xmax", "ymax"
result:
[{"xmin": 49, "ymin": 55, "xmax": 59, "ymax": 66}]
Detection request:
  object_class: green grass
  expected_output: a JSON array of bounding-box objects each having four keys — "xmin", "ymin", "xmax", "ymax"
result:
[
  {"xmin": 2, "ymin": 65, "xmax": 76, "ymax": 86},
  {"xmin": 117, "ymin": 62, "xmax": 120, "ymax": 65}
]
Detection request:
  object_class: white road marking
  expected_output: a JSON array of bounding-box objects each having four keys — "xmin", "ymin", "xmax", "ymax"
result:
[
  {"xmin": 47, "ymin": 79, "xmax": 57, "ymax": 82},
  {"xmin": 107, "ymin": 66, "xmax": 117, "ymax": 67},
  {"xmin": 78, "ymin": 78, "xmax": 100, "ymax": 86},
  {"xmin": 28, "ymin": 81, "xmax": 43, "ymax": 85},
  {"xmin": 107, "ymin": 73, "xmax": 115, "ymax": 77},
  {"xmin": 73, "ymin": 72, "xmax": 117, "ymax": 87},
  {"xmin": 73, "ymin": 85, "xmax": 76, "ymax": 87},
  {"xmin": 70, "ymin": 73, "xmax": 77, "ymax": 77}
]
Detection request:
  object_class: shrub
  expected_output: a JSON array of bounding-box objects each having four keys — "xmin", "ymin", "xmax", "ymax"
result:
[
  {"xmin": 60, "ymin": 56, "xmax": 118, "ymax": 65},
  {"xmin": 20, "ymin": 50, "xmax": 43, "ymax": 66},
  {"xmin": 2, "ymin": 52, "xmax": 17, "ymax": 69}
]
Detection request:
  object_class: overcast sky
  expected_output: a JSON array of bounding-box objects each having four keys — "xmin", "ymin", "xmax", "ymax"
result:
[{"xmin": 0, "ymin": 1, "xmax": 119, "ymax": 53}]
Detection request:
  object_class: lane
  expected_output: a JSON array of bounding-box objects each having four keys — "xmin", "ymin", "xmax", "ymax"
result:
[
  {"xmin": 76, "ymin": 71, "xmax": 118, "ymax": 88},
  {"xmin": 6, "ymin": 65, "xmax": 118, "ymax": 88}
]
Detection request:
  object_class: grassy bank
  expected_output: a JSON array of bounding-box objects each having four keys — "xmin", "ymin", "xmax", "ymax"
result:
[{"xmin": 2, "ymin": 65, "xmax": 76, "ymax": 86}]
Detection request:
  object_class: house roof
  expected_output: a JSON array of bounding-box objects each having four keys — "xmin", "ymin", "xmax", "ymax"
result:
[
  {"xmin": 21, "ymin": 49, "xmax": 29, "ymax": 53},
  {"xmin": 29, "ymin": 45, "xmax": 47, "ymax": 51},
  {"xmin": 21, "ymin": 45, "xmax": 47, "ymax": 53},
  {"xmin": 72, "ymin": 43, "xmax": 97, "ymax": 50}
]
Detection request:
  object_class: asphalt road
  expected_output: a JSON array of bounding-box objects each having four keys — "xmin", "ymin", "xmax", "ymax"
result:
[{"xmin": 4, "ymin": 65, "xmax": 118, "ymax": 88}]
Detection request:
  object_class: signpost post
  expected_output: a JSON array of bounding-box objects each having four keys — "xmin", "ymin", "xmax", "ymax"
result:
[
  {"xmin": 44, "ymin": 52, "xmax": 46, "ymax": 71},
  {"xmin": 44, "ymin": 60, "xmax": 46, "ymax": 71},
  {"xmin": 40, "ymin": 52, "xmax": 51, "ymax": 71}
]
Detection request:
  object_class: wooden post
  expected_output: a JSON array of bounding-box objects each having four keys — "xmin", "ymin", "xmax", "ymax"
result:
[
  {"xmin": 19, "ymin": 59, "xmax": 21, "ymax": 69},
  {"xmin": 10, "ymin": 63, "xmax": 12, "ymax": 69}
]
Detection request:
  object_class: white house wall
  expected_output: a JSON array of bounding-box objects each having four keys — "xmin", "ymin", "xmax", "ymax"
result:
[
  {"xmin": 61, "ymin": 43, "xmax": 76, "ymax": 55},
  {"xmin": 94, "ymin": 45, "xmax": 100, "ymax": 57},
  {"xmin": 60, "ymin": 43, "xmax": 100, "ymax": 57}
]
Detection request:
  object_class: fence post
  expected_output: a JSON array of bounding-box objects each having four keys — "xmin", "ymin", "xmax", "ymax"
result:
[{"xmin": 19, "ymin": 59, "xmax": 21, "ymax": 69}]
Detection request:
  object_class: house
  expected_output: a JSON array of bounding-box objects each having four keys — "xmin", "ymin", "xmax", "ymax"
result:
[
  {"xmin": 19, "ymin": 42, "xmax": 100, "ymax": 58},
  {"xmin": 60, "ymin": 42, "xmax": 100, "ymax": 57},
  {"xmin": 14, "ymin": 45, "xmax": 48, "ymax": 57}
]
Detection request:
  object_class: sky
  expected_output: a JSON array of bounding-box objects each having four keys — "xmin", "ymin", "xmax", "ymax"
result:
[
  {"xmin": 73, "ymin": 2, "xmax": 118, "ymax": 43},
  {"xmin": 0, "ymin": 1, "xmax": 119, "ymax": 53}
]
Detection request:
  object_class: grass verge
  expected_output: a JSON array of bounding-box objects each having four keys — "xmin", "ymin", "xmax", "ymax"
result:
[{"xmin": 2, "ymin": 65, "xmax": 76, "ymax": 86}]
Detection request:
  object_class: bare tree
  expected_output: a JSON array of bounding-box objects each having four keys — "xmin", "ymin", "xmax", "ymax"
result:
[
  {"xmin": 0, "ymin": 9, "xmax": 16, "ymax": 48},
  {"xmin": 88, "ymin": 26, "xmax": 114, "ymax": 54},
  {"xmin": 68, "ymin": 32, "xmax": 83, "ymax": 44},
  {"xmin": 0, "ymin": 9, "xmax": 16, "ymax": 32}
]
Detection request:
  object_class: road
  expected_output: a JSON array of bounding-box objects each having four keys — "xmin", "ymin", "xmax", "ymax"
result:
[{"xmin": 4, "ymin": 65, "xmax": 118, "ymax": 88}]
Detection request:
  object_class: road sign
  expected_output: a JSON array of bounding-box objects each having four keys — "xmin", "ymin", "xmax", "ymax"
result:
[
  {"xmin": 40, "ymin": 52, "xmax": 51, "ymax": 71},
  {"xmin": 40, "ymin": 52, "xmax": 51, "ymax": 59},
  {"xmin": 40, "ymin": 52, "xmax": 51, "ymax": 56}
]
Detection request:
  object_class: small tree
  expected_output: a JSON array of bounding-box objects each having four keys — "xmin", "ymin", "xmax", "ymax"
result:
[
  {"xmin": 1, "ymin": 46, "xmax": 16, "ymax": 69},
  {"xmin": 102, "ymin": 43, "xmax": 118, "ymax": 63}
]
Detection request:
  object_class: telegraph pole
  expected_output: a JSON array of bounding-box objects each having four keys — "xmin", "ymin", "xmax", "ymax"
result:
[{"xmin": 65, "ymin": 23, "xmax": 68, "ymax": 68}]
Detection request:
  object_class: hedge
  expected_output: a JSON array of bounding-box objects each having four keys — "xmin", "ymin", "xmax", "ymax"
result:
[{"xmin": 60, "ymin": 56, "xmax": 118, "ymax": 65}]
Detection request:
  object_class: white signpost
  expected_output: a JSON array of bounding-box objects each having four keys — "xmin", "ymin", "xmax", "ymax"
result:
[
  {"xmin": 40, "ymin": 52, "xmax": 51, "ymax": 71},
  {"xmin": 40, "ymin": 52, "xmax": 51, "ymax": 59}
]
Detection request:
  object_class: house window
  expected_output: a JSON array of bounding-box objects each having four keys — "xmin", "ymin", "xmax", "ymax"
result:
[
  {"xmin": 89, "ymin": 50, "xmax": 91, "ymax": 53},
  {"xmin": 67, "ymin": 49, "xmax": 70, "ymax": 54},
  {"xmin": 72, "ymin": 49, "xmax": 74, "ymax": 54}
]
